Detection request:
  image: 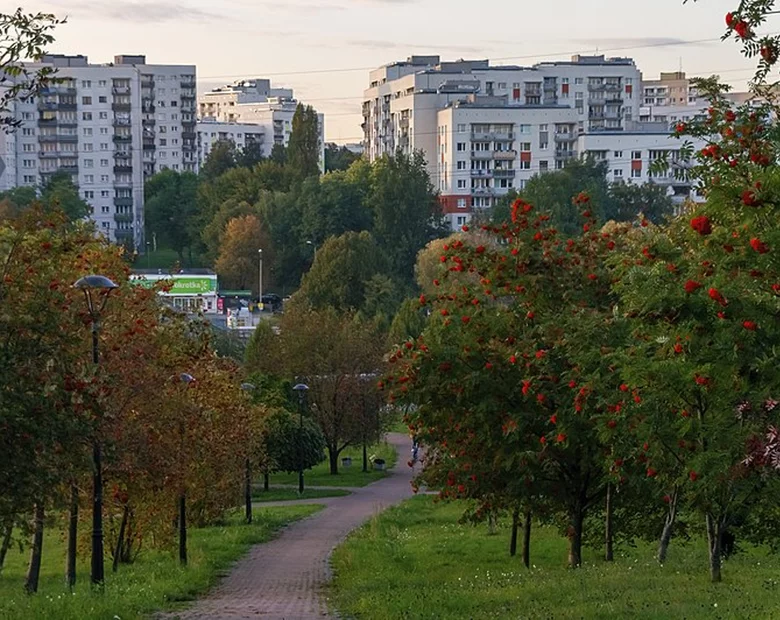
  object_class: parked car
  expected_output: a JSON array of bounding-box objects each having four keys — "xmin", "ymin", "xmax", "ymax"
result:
[{"xmin": 260, "ymin": 293, "xmax": 283, "ymax": 312}]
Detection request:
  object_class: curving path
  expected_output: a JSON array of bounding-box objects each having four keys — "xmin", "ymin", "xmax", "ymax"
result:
[{"xmin": 168, "ymin": 433, "xmax": 415, "ymax": 620}]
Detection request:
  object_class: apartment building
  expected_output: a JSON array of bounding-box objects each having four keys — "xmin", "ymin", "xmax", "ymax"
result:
[
  {"xmin": 0, "ymin": 53, "xmax": 196, "ymax": 248},
  {"xmin": 197, "ymin": 80, "xmax": 325, "ymax": 171},
  {"xmin": 362, "ymin": 54, "xmax": 641, "ymax": 185}
]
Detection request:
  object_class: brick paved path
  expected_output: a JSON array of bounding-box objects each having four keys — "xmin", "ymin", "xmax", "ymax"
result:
[{"xmin": 168, "ymin": 432, "xmax": 415, "ymax": 620}]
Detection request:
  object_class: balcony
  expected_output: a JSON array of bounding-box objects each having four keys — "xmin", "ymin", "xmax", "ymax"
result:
[
  {"xmin": 115, "ymin": 229, "xmax": 134, "ymax": 240},
  {"xmin": 471, "ymin": 151, "xmax": 492, "ymax": 160},
  {"xmin": 588, "ymin": 83, "xmax": 606, "ymax": 91},
  {"xmin": 399, "ymin": 117, "xmax": 409, "ymax": 129},
  {"xmin": 57, "ymin": 102, "xmax": 77, "ymax": 110},
  {"xmin": 38, "ymin": 101, "xmax": 58, "ymax": 111},
  {"xmin": 493, "ymin": 150, "xmax": 516, "ymax": 160},
  {"xmin": 471, "ymin": 132, "xmax": 492, "ymax": 142},
  {"xmin": 182, "ymin": 131, "xmax": 196, "ymax": 140},
  {"xmin": 141, "ymin": 79, "xmax": 154, "ymax": 89},
  {"xmin": 113, "ymin": 135, "xmax": 132, "ymax": 143},
  {"xmin": 181, "ymin": 80, "xmax": 196, "ymax": 89},
  {"xmin": 114, "ymin": 164, "xmax": 133, "ymax": 174},
  {"xmin": 114, "ymin": 213, "xmax": 134, "ymax": 223},
  {"xmin": 37, "ymin": 117, "xmax": 58, "ymax": 126},
  {"xmin": 113, "ymin": 118, "xmax": 131, "ymax": 126},
  {"xmin": 555, "ymin": 133, "xmax": 577, "ymax": 141},
  {"xmin": 555, "ymin": 150, "xmax": 575, "ymax": 159},
  {"xmin": 112, "ymin": 103, "xmax": 132, "ymax": 113},
  {"xmin": 493, "ymin": 133, "xmax": 514, "ymax": 142},
  {"xmin": 114, "ymin": 196, "xmax": 133, "ymax": 208},
  {"xmin": 39, "ymin": 150, "xmax": 60, "ymax": 158},
  {"xmin": 470, "ymin": 169, "xmax": 493, "ymax": 178},
  {"xmin": 493, "ymin": 169, "xmax": 516, "ymax": 178},
  {"xmin": 59, "ymin": 165, "xmax": 78, "ymax": 174},
  {"xmin": 112, "ymin": 86, "xmax": 131, "ymax": 95},
  {"xmin": 589, "ymin": 112, "xmax": 606, "ymax": 120},
  {"xmin": 472, "ymin": 187, "xmax": 494, "ymax": 196},
  {"xmin": 113, "ymin": 179, "xmax": 133, "ymax": 189},
  {"xmin": 143, "ymin": 139, "xmax": 155, "ymax": 150},
  {"xmin": 41, "ymin": 86, "xmax": 76, "ymax": 96},
  {"xmin": 604, "ymin": 83, "xmax": 622, "ymax": 91}
]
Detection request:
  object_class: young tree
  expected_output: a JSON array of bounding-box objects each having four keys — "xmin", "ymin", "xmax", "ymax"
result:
[
  {"xmin": 144, "ymin": 169, "xmax": 199, "ymax": 263},
  {"xmin": 287, "ymin": 103, "xmax": 321, "ymax": 178}
]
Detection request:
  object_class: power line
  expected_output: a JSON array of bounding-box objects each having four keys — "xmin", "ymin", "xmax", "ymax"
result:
[{"xmin": 196, "ymin": 35, "xmax": 734, "ymax": 81}]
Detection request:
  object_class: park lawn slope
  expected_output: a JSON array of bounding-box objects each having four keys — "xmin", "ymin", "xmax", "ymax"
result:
[
  {"xmin": 269, "ymin": 440, "xmax": 397, "ymax": 488},
  {"xmin": 0, "ymin": 505, "xmax": 321, "ymax": 620},
  {"xmin": 253, "ymin": 488, "xmax": 351, "ymax": 502},
  {"xmin": 330, "ymin": 496, "xmax": 780, "ymax": 620}
]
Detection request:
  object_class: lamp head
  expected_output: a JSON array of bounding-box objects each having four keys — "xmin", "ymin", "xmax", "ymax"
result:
[
  {"xmin": 180, "ymin": 373, "xmax": 196, "ymax": 384},
  {"xmin": 73, "ymin": 275, "xmax": 119, "ymax": 316},
  {"xmin": 240, "ymin": 382, "xmax": 256, "ymax": 392},
  {"xmin": 292, "ymin": 383, "xmax": 309, "ymax": 392}
]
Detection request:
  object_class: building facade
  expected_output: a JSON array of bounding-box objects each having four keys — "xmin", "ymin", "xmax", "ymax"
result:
[
  {"xmin": 197, "ymin": 79, "xmax": 325, "ymax": 171},
  {"xmin": 0, "ymin": 54, "xmax": 195, "ymax": 248}
]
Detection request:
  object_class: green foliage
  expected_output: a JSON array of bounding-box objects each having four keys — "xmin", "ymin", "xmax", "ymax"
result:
[
  {"xmin": 324, "ymin": 143, "xmax": 361, "ymax": 172},
  {"xmin": 144, "ymin": 169, "xmax": 199, "ymax": 261},
  {"xmin": 330, "ymin": 496, "xmax": 780, "ymax": 620},
  {"xmin": 294, "ymin": 231, "xmax": 389, "ymax": 312},
  {"xmin": 287, "ymin": 103, "xmax": 321, "ymax": 178},
  {"xmin": 199, "ymin": 139, "xmax": 238, "ymax": 182},
  {"xmin": 605, "ymin": 181, "xmax": 675, "ymax": 224},
  {"xmin": 387, "ymin": 297, "xmax": 428, "ymax": 345},
  {"xmin": 369, "ymin": 151, "xmax": 445, "ymax": 279},
  {"xmin": 263, "ymin": 408, "xmax": 326, "ymax": 474}
]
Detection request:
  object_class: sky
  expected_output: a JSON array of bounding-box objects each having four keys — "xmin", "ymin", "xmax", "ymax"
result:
[{"xmin": 23, "ymin": 0, "xmax": 760, "ymax": 142}]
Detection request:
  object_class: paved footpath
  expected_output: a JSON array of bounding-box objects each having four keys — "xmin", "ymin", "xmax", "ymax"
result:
[{"xmin": 168, "ymin": 432, "xmax": 415, "ymax": 620}]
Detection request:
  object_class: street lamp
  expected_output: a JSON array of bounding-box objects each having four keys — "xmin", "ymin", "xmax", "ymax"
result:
[
  {"xmin": 177, "ymin": 372, "xmax": 195, "ymax": 566},
  {"xmin": 240, "ymin": 382, "xmax": 257, "ymax": 524},
  {"xmin": 257, "ymin": 249, "xmax": 263, "ymax": 310},
  {"xmin": 74, "ymin": 274, "xmax": 118, "ymax": 588},
  {"xmin": 292, "ymin": 383, "xmax": 309, "ymax": 494}
]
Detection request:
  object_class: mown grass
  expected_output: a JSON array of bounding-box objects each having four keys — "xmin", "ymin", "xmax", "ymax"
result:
[
  {"xmin": 131, "ymin": 247, "xmax": 206, "ymax": 270},
  {"xmin": 269, "ymin": 441, "xmax": 397, "ymax": 488},
  {"xmin": 0, "ymin": 505, "xmax": 321, "ymax": 620},
  {"xmin": 253, "ymin": 487, "xmax": 352, "ymax": 502},
  {"xmin": 330, "ymin": 496, "xmax": 780, "ymax": 619}
]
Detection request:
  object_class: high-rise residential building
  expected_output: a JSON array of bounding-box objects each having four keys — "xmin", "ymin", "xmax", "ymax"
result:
[
  {"xmin": 197, "ymin": 79, "xmax": 325, "ymax": 171},
  {"xmin": 0, "ymin": 53, "xmax": 196, "ymax": 248}
]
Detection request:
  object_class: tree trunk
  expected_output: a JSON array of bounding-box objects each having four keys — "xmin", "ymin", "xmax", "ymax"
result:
[
  {"xmin": 522, "ymin": 510, "xmax": 532, "ymax": 569},
  {"xmin": 509, "ymin": 507, "xmax": 520, "ymax": 557},
  {"xmin": 178, "ymin": 494, "xmax": 187, "ymax": 566},
  {"xmin": 706, "ymin": 513, "xmax": 722, "ymax": 583},
  {"xmin": 24, "ymin": 503, "xmax": 44, "ymax": 594},
  {"xmin": 244, "ymin": 458, "xmax": 252, "ymax": 524},
  {"xmin": 66, "ymin": 484, "xmax": 78, "ymax": 588},
  {"xmin": 488, "ymin": 513, "xmax": 497, "ymax": 536},
  {"xmin": 328, "ymin": 448, "xmax": 339, "ymax": 475},
  {"xmin": 568, "ymin": 504, "xmax": 585, "ymax": 569},
  {"xmin": 263, "ymin": 471, "xmax": 270, "ymax": 492},
  {"xmin": 0, "ymin": 519, "xmax": 13, "ymax": 574},
  {"xmin": 112, "ymin": 505, "xmax": 129, "ymax": 573},
  {"xmin": 605, "ymin": 483, "xmax": 614, "ymax": 562},
  {"xmin": 657, "ymin": 490, "xmax": 678, "ymax": 564},
  {"xmin": 362, "ymin": 441, "xmax": 368, "ymax": 473}
]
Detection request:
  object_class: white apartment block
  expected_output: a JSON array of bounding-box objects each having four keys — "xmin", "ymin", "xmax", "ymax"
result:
[
  {"xmin": 0, "ymin": 54, "xmax": 196, "ymax": 248},
  {"xmin": 198, "ymin": 79, "xmax": 325, "ymax": 171},
  {"xmin": 363, "ymin": 55, "xmax": 641, "ymax": 185}
]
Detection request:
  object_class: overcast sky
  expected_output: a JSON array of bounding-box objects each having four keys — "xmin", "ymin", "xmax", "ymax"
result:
[{"xmin": 27, "ymin": 0, "xmax": 758, "ymax": 141}]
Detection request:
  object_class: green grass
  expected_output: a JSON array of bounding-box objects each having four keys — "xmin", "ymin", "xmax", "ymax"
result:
[
  {"xmin": 269, "ymin": 441, "xmax": 397, "ymax": 488},
  {"xmin": 0, "ymin": 505, "xmax": 322, "ymax": 620},
  {"xmin": 253, "ymin": 487, "xmax": 352, "ymax": 502},
  {"xmin": 330, "ymin": 496, "xmax": 780, "ymax": 619}
]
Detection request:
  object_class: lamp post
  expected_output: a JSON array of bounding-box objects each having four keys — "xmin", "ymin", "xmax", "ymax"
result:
[
  {"xmin": 74, "ymin": 275, "xmax": 119, "ymax": 588},
  {"xmin": 257, "ymin": 249, "xmax": 263, "ymax": 310},
  {"xmin": 292, "ymin": 383, "xmax": 309, "ymax": 494},
  {"xmin": 240, "ymin": 382, "xmax": 257, "ymax": 524},
  {"xmin": 178, "ymin": 372, "xmax": 195, "ymax": 566},
  {"xmin": 145, "ymin": 241, "xmax": 151, "ymax": 269}
]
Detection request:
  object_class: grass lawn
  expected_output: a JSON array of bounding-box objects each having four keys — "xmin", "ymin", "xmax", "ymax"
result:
[
  {"xmin": 253, "ymin": 487, "xmax": 352, "ymax": 502},
  {"xmin": 330, "ymin": 496, "xmax": 780, "ymax": 619},
  {"xmin": 0, "ymin": 504, "xmax": 321, "ymax": 620},
  {"xmin": 131, "ymin": 247, "xmax": 206, "ymax": 270},
  {"xmin": 269, "ymin": 441, "xmax": 397, "ymax": 488}
]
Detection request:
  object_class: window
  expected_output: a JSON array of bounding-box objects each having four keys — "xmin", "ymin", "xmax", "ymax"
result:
[
  {"xmin": 171, "ymin": 114, "xmax": 178, "ymax": 120},
  {"xmin": 171, "ymin": 139, "xmax": 179, "ymax": 145},
  {"xmin": 81, "ymin": 80, "xmax": 91, "ymax": 88},
  {"xmin": 23, "ymin": 175, "xmax": 36, "ymax": 183},
  {"xmin": 519, "ymin": 160, "xmax": 531, "ymax": 170},
  {"xmin": 84, "ymin": 175, "xmax": 94, "ymax": 184},
  {"xmin": 100, "ymin": 190, "xmax": 110, "ymax": 197},
  {"xmin": 159, "ymin": 138, "xmax": 167, "ymax": 146},
  {"xmin": 170, "ymin": 101, "xmax": 177, "ymax": 107},
  {"xmin": 84, "ymin": 143, "xmax": 93, "ymax": 151},
  {"xmin": 520, "ymin": 142, "xmax": 531, "ymax": 151},
  {"xmin": 575, "ymin": 92, "xmax": 584, "ymax": 100},
  {"xmin": 457, "ymin": 124, "xmax": 466, "ymax": 133},
  {"xmin": 84, "ymin": 190, "xmax": 94, "ymax": 199},
  {"xmin": 632, "ymin": 151, "xmax": 641, "ymax": 160},
  {"xmin": 84, "ymin": 159, "xmax": 93, "ymax": 168},
  {"xmin": 22, "ymin": 128, "xmax": 34, "ymax": 136},
  {"xmin": 614, "ymin": 151, "xmax": 623, "ymax": 158},
  {"xmin": 562, "ymin": 78, "xmax": 569, "ymax": 84},
  {"xmin": 100, "ymin": 175, "xmax": 109, "ymax": 182},
  {"xmin": 539, "ymin": 160, "xmax": 548, "ymax": 171},
  {"xmin": 22, "ymin": 159, "xmax": 35, "ymax": 168},
  {"xmin": 21, "ymin": 112, "xmax": 32, "ymax": 120},
  {"xmin": 82, "ymin": 112, "xmax": 92, "ymax": 121},
  {"xmin": 99, "ymin": 112, "xmax": 108, "ymax": 119},
  {"xmin": 457, "ymin": 198, "xmax": 467, "ymax": 208},
  {"xmin": 99, "ymin": 96, "xmax": 107, "ymax": 103},
  {"xmin": 100, "ymin": 127, "xmax": 109, "ymax": 135},
  {"xmin": 631, "ymin": 168, "xmax": 641, "ymax": 178},
  {"xmin": 158, "ymin": 88, "xmax": 165, "ymax": 95},
  {"xmin": 100, "ymin": 159, "xmax": 109, "ymax": 167},
  {"xmin": 22, "ymin": 143, "xmax": 35, "ymax": 152},
  {"xmin": 539, "ymin": 124, "xmax": 548, "ymax": 131},
  {"xmin": 82, "ymin": 96, "xmax": 92, "ymax": 105},
  {"xmin": 539, "ymin": 142, "xmax": 548, "ymax": 150},
  {"xmin": 457, "ymin": 142, "xmax": 466, "ymax": 151},
  {"xmin": 100, "ymin": 143, "xmax": 109, "ymax": 150},
  {"xmin": 575, "ymin": 77, "xmax": 583, "ymax": 84},
  {"xmin": 457, "ymin": 179, "xmax": 467, "ymax": 188},
  {"xmin": 99, "ymin": 80, "xmax": 107, "ymax": 87},
  {"xmin": 457, "ymin": 161, "xmax": 466, "ymax": 170},
  {"xmin": 83, "ymin": 127, "xmax": 93, "ymax": 136},
  {"xmin": 498, "ymin": 82, "xmax": 507, "ymax": 89},
  {"xmin": 456, "ymin": 216, "xmax": 468, "ymax": 226},
  {"xmin": 614, "ymin": 169, "xmax": 623, "ymax": 178},
  {"xmin": 518, "ymin": 125, "xmax": 531, "ymax": 134}
]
